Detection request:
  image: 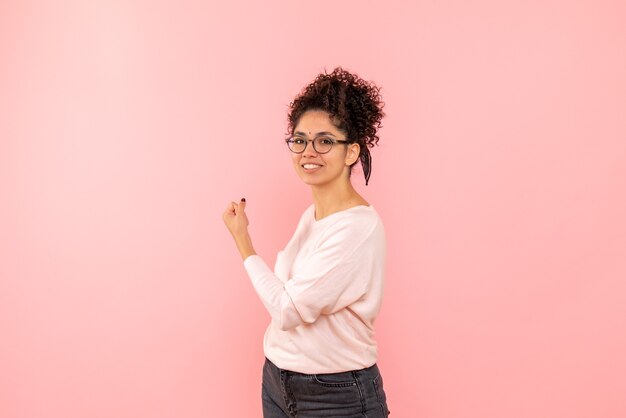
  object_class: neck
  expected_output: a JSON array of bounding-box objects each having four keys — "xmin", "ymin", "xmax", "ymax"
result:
[{"xmin": 310, "ymin": 177, "xmax": 367, "ymax": 221}]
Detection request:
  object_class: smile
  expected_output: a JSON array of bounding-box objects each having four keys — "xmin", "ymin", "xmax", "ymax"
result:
[{"xmin": 302, "ymin": 164, "xmax": 322, "ymax": 169}]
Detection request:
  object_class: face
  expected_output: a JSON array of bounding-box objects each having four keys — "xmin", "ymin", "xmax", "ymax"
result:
[{"xmin": 290, "ymin": 110, "xmax": 360, "ymax": 188}]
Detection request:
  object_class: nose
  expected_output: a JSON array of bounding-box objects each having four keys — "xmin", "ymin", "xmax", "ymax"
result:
[{"xmin": 302, "ymin": 140, "xmax": 318, "ymax": 156}]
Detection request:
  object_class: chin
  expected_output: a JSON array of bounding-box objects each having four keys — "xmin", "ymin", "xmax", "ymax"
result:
[
  {"xmin": 298, "ymin": 174, "xmax": 326, "ymax": 187},
  {"xmin": 300, "ymin": 178, "xmax": 322, "ymax": 186}
]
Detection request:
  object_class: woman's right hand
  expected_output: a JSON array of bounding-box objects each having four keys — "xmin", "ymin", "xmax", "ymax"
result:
[
  {"xmin": 223, "ymin": 198, "xmax": 249, "ymax": 238},
  {"xmin": 222, "ymin": 198, "xmax": 256, "ymax": 260}
]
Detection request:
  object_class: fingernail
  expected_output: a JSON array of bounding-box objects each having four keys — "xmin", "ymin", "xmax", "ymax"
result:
[{"xmin": 241, "ymin": 198, "xmax": 246, "ymax": 202}]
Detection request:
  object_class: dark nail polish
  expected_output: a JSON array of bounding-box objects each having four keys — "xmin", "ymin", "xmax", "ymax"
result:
[{"xmin": 241, "ymin": 198, "xmax": 246, "ymax": 202}]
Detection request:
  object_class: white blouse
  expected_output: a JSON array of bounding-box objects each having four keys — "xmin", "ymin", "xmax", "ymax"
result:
[{"xmin": 243, "ymin": 204, "xmax": 387, "ymax": 374}]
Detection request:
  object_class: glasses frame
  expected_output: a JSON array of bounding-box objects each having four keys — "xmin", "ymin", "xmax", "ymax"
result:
[{"xmin": 285, "ymin": 136, "xmax": 351, "ymax": 154}]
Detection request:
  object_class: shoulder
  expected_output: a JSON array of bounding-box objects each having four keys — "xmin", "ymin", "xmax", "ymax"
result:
[
  {"xmin": 318, "ymin": 206, "xmax": 384, "ymax": 243},
  {"xmin": 338, "ymin": 205, "xmax": 383, "ymax": 226}
]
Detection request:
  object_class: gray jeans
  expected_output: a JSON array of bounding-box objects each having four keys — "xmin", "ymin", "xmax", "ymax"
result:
[{"xmin": 261, "ymin": 357, "xmax": 391, "ymax": 417}]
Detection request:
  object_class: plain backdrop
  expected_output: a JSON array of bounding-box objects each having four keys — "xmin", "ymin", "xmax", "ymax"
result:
[{"xmin": 1, "ymin": 1, "xmax": 625, "ymax": 417}]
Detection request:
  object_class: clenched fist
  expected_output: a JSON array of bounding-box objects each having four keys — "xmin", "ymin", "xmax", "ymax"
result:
[{"xmin": 222, "ymin": 198, "xmax": 256, "ymax": 260}]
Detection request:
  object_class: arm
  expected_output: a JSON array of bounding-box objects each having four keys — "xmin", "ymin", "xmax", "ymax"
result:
[
  {"xmin": 233, "ymin": 230, "xmax": 256, "ymax": 261},
  {"xmin": 244, "ymin": 220, "xmax": 377, "ymax": 331},
  {"xmin": 243, "ymin": 255, "xmax": 310, "ymax": 330},
  {"xmin": 224, "ymin": 199, "xmax": 379, "ymax": 331},
  {"xmin": 222, "ymin": 198, "xmax": 303, "ymax": 329}
]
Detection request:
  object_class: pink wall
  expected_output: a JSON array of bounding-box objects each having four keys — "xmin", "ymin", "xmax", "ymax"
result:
[{"xmin": 1, "ymin": 1, "xmax": 625, "ymax": 417}]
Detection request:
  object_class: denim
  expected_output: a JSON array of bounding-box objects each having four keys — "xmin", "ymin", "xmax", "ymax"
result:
[{"xmin": 261, "ymin": 357, "xmax": 391, "ymax": 418}]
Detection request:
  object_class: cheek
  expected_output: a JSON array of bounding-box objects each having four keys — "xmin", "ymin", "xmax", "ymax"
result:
[{"xmin": 291, "ymin": 154, "xmax": 302, "ymax": 170}]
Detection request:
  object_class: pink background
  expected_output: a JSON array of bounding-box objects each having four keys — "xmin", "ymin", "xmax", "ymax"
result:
[{"xmin": 1, "ymin": 1, "xmax": 625, "ymax": 417}]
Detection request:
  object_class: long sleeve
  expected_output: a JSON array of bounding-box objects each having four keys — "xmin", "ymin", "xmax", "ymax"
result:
[
  {"xmin": 243, "ymin": 254, "xmax": 306, "ymax": 331},
  {"xmin": 243, "ymin": 218, "xmax": 379, "ymax": 331}
]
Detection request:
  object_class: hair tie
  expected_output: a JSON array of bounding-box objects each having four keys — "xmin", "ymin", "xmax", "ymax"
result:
[{"xmin": 361, "ymin": 147, "xmax": 372, "ymax": 185}]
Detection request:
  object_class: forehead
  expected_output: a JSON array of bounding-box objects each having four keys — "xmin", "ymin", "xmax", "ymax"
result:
[{"xmin": 294, "ymin": 110, "xmax": 342, "ymax": 134}]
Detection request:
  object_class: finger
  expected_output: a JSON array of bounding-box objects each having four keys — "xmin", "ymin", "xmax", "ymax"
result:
[
  {"xmin": 225, "ymin": 202, "xmax": 237, "ymax": 215},
  {"xmin": 233, "ymin": 199, "xmax": 245, "ymax": 215},
  {"xmin": 238, "ymin": 197, "xmax": 246, "ymax": 213}
]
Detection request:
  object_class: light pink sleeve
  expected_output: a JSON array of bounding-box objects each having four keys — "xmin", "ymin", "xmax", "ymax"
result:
[
  {"xmin": 243, "ymin": 219, "xmax": 377, "ymax": 331},
  {"xmin": 243, "ymin": 254, "xmax": 304, "ymax": 331}
]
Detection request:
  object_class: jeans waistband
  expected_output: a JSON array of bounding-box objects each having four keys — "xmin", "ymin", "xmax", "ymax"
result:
[{"xmin": 264, "ymin": 356, "xmax": 379, "ymax": 377}]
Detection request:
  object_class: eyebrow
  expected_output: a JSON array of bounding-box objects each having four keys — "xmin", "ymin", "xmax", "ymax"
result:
[{"xmin": 293, "ymin": 131, "xmax": 337, "ymax": 137}]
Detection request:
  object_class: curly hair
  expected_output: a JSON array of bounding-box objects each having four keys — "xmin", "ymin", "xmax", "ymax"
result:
[{"xmin": 286, "ymin": 67, "xmax": 385, "ymax": 185}]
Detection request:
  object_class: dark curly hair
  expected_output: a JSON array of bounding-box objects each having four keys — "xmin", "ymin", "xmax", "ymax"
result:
[{"xmin": 286, "ymin": 67, "xmax": 385, "ymax": 185}]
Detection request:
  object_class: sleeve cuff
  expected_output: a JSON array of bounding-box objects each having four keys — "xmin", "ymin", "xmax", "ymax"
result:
[{"xmin": 243, "ymin": 254, "xmax": 273, "ymax": 279}]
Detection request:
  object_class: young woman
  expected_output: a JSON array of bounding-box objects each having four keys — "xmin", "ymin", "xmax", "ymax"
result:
[{"xmin": 223, "ymin": 67, "xmax": 390, "ymax": 417}]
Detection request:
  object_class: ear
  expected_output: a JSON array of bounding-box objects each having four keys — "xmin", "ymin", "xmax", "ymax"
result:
[{"xmin": 345, "ymin": 142, "xmax": 361, "ymax": 166}]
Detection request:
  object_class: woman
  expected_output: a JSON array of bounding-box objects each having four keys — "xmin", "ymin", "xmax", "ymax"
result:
[{"xmin": 223, "ymin": 67, "xmax": 390, "ymax": 417}]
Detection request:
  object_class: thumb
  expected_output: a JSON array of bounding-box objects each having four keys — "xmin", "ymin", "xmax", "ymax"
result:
[{"xmin": 237, "ymin": 197, "xmax": 246, "ymax": 213}]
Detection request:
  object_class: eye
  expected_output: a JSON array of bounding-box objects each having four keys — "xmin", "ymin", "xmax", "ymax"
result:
[
  {"xmin": 318, "ymin": 137, "xmax": 334, "ymax": 145},
  {"xmin": 292, "ymin": 138, "xmax": 306, "ymax": 145}
]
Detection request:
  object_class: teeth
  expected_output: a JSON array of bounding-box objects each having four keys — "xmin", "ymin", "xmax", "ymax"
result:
[{"xmin": 303, "ymin": 164, "xmax": 321, "ymax": 169}]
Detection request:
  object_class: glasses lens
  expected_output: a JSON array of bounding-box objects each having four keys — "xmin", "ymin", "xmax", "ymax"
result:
[
  {"xmin": 314, "ymin": 137, "xmax": 333, "ymax": 153},
  {"xmin": 288, "ymin": 138, "xmax": 305, "ymax": 153}
]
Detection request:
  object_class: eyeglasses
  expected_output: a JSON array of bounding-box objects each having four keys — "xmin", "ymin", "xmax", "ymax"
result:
[{"xmin": 285, "ymin": 136, "xmax": 350, "ymax": 154}]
